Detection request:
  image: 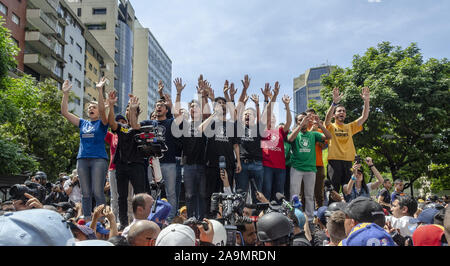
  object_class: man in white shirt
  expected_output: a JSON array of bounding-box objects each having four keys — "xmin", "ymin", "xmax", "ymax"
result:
[
  {"xmin": 385, "ymin": 194, "xmax": 418, "ymax": 237},
  {"xmin": 63, "ymin": 170, "xmax": 82, "ymax": 204},
  {"xmin": 121, "ymin": 193, "xmax": 154, "ymax": 238}
]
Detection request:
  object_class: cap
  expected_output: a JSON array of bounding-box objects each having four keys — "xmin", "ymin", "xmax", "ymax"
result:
[
  {"xmin": 410, "ymin": 208, "xmax": 440, "ymax": 225},
  {"xmin": 148, "ymin": 200, "xmax": 172, "ymax": 225},
  {"xmin": 316, "ymin": 206, "xmax": 328, "ymax": 225},
  {"xmin": 412, "ymin": 224, "xmax": 445, "ymax": 246},
  {"xmin": 155, "ymin": 224, "xmax": 196, "ymax": 246},
  {"xmin": 74, "ymin": 240, "xmax": 114, "ymax": 246},
  {"xmin": 179, "ymin": 206, "xmax": 187, "ymax": 215},
  {"xmin": 0, "ymin": 209, "xmax": 75, "ymax": 246},
  {"xmin": 115, "ymin": 114, "xmax": 126, "ymax": 122},
  {"xmin": 209, "ymin": 219, "xmax": 227, "ymax": 246},
  {"xmin": 86, "ymin": 221, "xmax": 110, "ymax": 235},
  {"xmin": 71, "ymin": 224, "xmax": 96, "ymax": 240},
  {"xmin": 325, "ymin": 202, "xmax": 348, "ymax": 217},
  {"xmin": 341, "ymin": 223, "xmax": 395, "ymax": 246},
  {"xmin": 343, "ymin": 197, "xmax": 385, "ymax": 223}
]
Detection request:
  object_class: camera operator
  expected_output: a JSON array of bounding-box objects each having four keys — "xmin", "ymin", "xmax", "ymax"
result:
[
  {"xmin": 64, "ymin": 169, "xmax": 82, "ymax": 205},
  {"xmin": 106, "ymin": 91, "xmax": 151, "ymax": 229},
  {"xmin": 43, "ymin": 180, "xmax": 69, "ymax": 205},
  {"xmin": 256, "ymin": 211, "xmax": 294, "ymax": 246},
  {"xmin": 31, "ymin": 171, "xmax": 52, "ymax": 195},
  {"xmin": 9, "ymin": 181, "xmax": 46, "ymax": 211}
]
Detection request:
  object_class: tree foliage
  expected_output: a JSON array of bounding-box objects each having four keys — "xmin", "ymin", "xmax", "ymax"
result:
[{"xmin": 314, "ymin": 42, "xmax": 450, "ymax": 193}]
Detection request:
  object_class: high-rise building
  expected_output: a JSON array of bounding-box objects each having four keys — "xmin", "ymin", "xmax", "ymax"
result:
[
  {"xmin": 0, "ymin": 0, "xmax": 27, "ymax": 72},
  {"xmin": 133, "ymin": 19, "xmax": 172, "ymax": 121},
  {"xmin": 67, "ymin": 0, "xmax": 135, "ymax": 116},
  {"xmin": 293, "ymin": 65, "xmax": 335, "ymax": 114}
]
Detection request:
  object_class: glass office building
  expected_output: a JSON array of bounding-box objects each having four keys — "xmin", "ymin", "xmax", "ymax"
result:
[{"xmin": 114, "ymin": 19, "xmax": 133, "ymax": 115}]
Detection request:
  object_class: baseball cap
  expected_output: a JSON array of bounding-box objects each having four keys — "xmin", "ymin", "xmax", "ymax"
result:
[
  {"xmin": 86, "ymin": 221, "xmax": 110, "ymax": 235},
  {"xmin": 148, "ymin": 200, "xmax": 172, "ymax": 225},
  {"xmin": 341, "ymin": 223, "xmax": 395, "ymax": 246},
  {"xmin": 69, "ymin": 223, "xmax": 97, "ymax": 240},
  {"xmin": 155, "ymin": 224, "xmax": 196, "ymax": 246},
  {"xmin": 115, "ymin": 114, "xmax": 126, "ymax": 122},
  {"xmin": 410, "ymin": 208, "xmax": 440, "ymax": 225},
  {"xmin": 0, "ymin": 209, "xmax": 75, "ymax": 246},
  {"xmin": 412, "ymin": 224, "xmax": 445, "ymax": 246},
  {"xmin": 325, "ymin": 202, "xmax": 348, "ymax": 218},
  {"xmin": 343, "ymin": 197, "xmax": 385, "ymax": 223},
  {"xmin": 316, "ymin": 206, "xmax": 328, "ymax": 225}
]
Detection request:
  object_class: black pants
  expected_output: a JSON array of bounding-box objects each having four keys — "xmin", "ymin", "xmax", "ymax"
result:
[
  {"xmin": 327, "ymin": 160, "xmax": 352, "ymax": 193},
  {"xmin": 205, "ymin": 166, "xmax": 235, "ymax": 218},
  {"xmin": 116, "ymin": 162, "xmax": 148, "ymax": 226}
]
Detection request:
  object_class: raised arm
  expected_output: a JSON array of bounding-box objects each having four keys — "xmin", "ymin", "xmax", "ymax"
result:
[
  {"xmin": 236, "ymin": 75, "xmax": 250, "ymax": 123},
  {"xmin": 60, "ymin": 80, "xmax": 80, "ymax": 127},
  {"xmin": 107, "ymin": 91, "xmax": 118, "ymax": 132},
  {"xmin": 173, "ymin": 77, "xmax": 185, "ymax": 124},
  {"xmin": 129, "ymin": 96, "xmax": 141, "ymax": 130},
  {"xmin": 282, "ymin": 94, "xmax": 292, "ymax": 133},
  {"xmin": 324, "ymin": 87, "xmax": 342, "ymax": 127},
  {"xmin": 158, "ymin": 80, "xmax": 164, "ymax": 99},
  {"xmin": 250, "ymin": 94, "xmax": 261, "ymax": 123},
  {"xmin": 96, "ymin": 77, "xmax": 108, "ymax": 126},
  {"xmin": 313, "ymin": 114, "xmax": 332, "ymax": 140},
  {"xmin": 287, "ymin": 115, "xmax": 308, "ymax": 143},
  {"xmin": 356, "ymin": 87, "xmax": 370, "ymax": 126},
  {"xmin": 260, "ymin": 83, "xmax": 273, "ymax": 127},
  {"xmin": 365, "ymin": 157, "xmax": 384, "ymax": 190}
]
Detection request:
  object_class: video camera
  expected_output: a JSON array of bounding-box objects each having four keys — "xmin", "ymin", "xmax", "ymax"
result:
[
  {"xmin": 9, "ymin": 181, "xmax": 47, "ymax": 204},
  {"xmin": 134, "ymin": 125, "xmax": 167, "ymax": 158},
  {"xmin": 210, "ymin": 191, "xmax": 252, "ymax": 226}
]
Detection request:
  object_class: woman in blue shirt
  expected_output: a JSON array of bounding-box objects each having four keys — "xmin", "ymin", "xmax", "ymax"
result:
[{"xmin": 61, "ymin": 78, "xmax": 109, "ymax": 222}]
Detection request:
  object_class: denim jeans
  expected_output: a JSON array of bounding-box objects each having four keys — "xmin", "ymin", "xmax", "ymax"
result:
[
  {"xmin": 262, "ymin": 166, "xmax": 286, "ymax": 201},
  {"xmin": 183, "ymin": 164, "xmax": 206, "ymax": 219},
  {"xmin": 77, "ymin": 158, "xmax": 108, "ymax": 219},
  {"xmin": 236, "ymin": 161, "xmax": 264, "ymax": 203},
  {"xmin": 161, "ymin": 163, "xmax": 177, "ymax": 221}
]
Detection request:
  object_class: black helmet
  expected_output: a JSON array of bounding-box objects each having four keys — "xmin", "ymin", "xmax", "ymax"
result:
[
  {"xmin": 325, "ymin": 202, "xmax": 348, "ymax": 217},
  {"xmin": 256, "ymin": 212, "xmax": 293, "ymax": 242},
  {"xmin": 34, "ymin": 171, "xmax": 47, "ymax": 180}
]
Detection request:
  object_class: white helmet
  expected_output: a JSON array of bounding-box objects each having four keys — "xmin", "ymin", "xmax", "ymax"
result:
[{"xmin": 209, "ymin": 219, "xmax": 227, "ymax": 246}]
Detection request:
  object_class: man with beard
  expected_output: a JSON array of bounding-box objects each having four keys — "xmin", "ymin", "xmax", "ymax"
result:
[{"xmin": 324, "ymin": 87, "xmax": 370, "ymax": 193}]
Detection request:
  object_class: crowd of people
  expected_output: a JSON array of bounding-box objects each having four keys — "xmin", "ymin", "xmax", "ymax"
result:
[{"xmin": 0, "ymin": 75, "xmax": 449, "ymax": 247}]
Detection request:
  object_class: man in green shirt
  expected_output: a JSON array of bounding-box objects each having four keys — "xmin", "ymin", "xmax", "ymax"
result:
[{"xmin": 287, "ymin": 112, "xmax": 332, "ymax": 223}]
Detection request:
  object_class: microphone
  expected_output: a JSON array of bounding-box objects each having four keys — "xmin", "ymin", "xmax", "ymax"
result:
[
  {"xmin": 292, "ymin": 194, "xmax": 303, "ymax": 209},
  {"xmin": 276, "ymin": 192, "xmax": 294, "ymax": 212}
]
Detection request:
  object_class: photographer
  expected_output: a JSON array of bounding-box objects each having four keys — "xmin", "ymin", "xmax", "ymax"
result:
[
  {"xmin": 342, "ymin": 157, "xmax": 384, "ymax": 203},
  {"xmin": 10, "ymin": 182, "xmax": 46, "ymax": 211},
  {"xmin": 106, "ymin": 91, "xmax": 150, "ymax": 229},
  {"xmin": 43, "ymin": 181, "xmax": 69, "ymax": 205},
  {"xmin": 64, "ymin": 169, "xmax": 82, "ymax": 205}
]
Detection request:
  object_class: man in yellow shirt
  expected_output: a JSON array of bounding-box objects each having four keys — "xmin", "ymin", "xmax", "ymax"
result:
[{"xmin": 324, "ymin": 87, "xmax": 370, "ymax": 193}]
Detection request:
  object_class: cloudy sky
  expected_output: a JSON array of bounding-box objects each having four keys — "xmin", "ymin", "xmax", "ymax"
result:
[{"xmin": 131, "ymin": 0, "xmax": 450, "ymax": 119}]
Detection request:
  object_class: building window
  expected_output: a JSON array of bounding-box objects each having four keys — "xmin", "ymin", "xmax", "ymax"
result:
[
  {"xmin": 70, "ymin": 36, "xmax": 74, "ymax": 45},
  {"xmin": 75, "ymin": 78, "xmax": 81, "ymax": 88},
  {"xmin": 76, "ymin": 43, "xmax": 82, "ymax": 53},
  {"xmin": 11, "ymin": 13, "xmax": 20, "ymax": 25},
  {"xmin": 88, "ymin": 63, "xmax": 93, "ymax": 70},
  {"xmin": 69, "ymin": 55, "xmax": 73, "ymax": 63},
  {"xmin": 0, "ymin": 3, "xmax": 7, "ymax": 15},
  {"xmin": 77, "ymin": 8, "xmax": 81, "ymax": 17},
  {"xmin": 76, "ymin": 61, "xmax": 82, "ymax": 71},
  {"xmin": 93, "ymin": 68, "xmax": 97, "ymax": 75},
  {"xmin": 86, "ymin": 23, "xmax": 106, "ymax": 30},
  {"xmin": 68, "ymin": 73, "xmax": 73, "ymax": 82},
  {"xmin": 92, "ymin": 8, "xmax": 107, "ymax": 15}
]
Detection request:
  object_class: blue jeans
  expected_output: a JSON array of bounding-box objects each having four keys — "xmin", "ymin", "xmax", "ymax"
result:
[
  {"xmin": 77, "ymin": 158, "xmax": 108, "ymax": 219},
  {"xmin": 183, "ymin": 164, "xmax": 206, "ymax": 219},
  {"xmin": 262, "ymin": 166, "xmax": 286, "ymax": 201},
  {"xmin": 161, "ymin": 163, "xmax": 177, "ymax": 221},
  {"xmin": 236, "ymin": 161, "xmax": 264, "ymax": 203}
]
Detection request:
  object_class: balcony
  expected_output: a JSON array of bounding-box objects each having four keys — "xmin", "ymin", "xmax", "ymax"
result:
[
  {"xmin": 28, "ymin": 0, "xmax": 59, "ymax": 15},
  {"xmin": 24, "ymin": 53, "xmax": 57, "ymax": 77},
  {"xmin": 26, "ymin": 9, "xmax": 57, "ymax": 34},
  {"xmin": 25, "ymin": 31, "xmax": 56, "ymax": 56}
]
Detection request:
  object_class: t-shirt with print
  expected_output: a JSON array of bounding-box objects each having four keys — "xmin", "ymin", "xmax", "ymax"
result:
[
  {"xmin": 237, "ymin": 122, "xmax": 263, "ymax": 162},
  {"xmin": 326, "ymin": 120, "xmax": 362, "ymax": 162},
  {"xmin": 178, "ymin": 119, "xmax": 207, "ymax": 165},
  {"xmin": 105, "ymin": 131, "xmax": 118, "ymax": 170},
  {"xmin": 141, "ymin": 118, "xmax": 180, "ymax": 164},
  {"xmin": 261, "ymin": 126, "xmax": 288, "ymax": 169},
  {"xmin": 112, "ymin": 123, "xmax": 147, "ymax": 165},
  {"xmin": 204, "ymin": 120, "xmax": 239, "ymax": 169},
  {"xmin": 77, "ymin": 119, "xmax": 108, "ymax": 160},
  {"xmin": 289, "ymin": 130, "xmax": 324, "ymax": 172}
]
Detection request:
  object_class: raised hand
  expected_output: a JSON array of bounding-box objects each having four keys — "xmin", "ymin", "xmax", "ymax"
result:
[
  {"xmin": 229, "ymin": 82, "xmax": 237, "ymax": 99},
  {"xmin": 62, "ymin": 80, "xmax": 72, "ymax": 93},
  {"xmin": 332, "ymin": 87, "xmax": 343, "ymax": 104},
  {"xmin": 260, "ymin": 83, "xmax": 272, "ymax": 100},
  {"xmin": 96, "ymin": 77, "xmax": 107, "ymax": 89},
  {"xmin": 241, "ymin": 74, "xmax": 250, "ymax": 90},
  {"xmin": 361, "ymin": 87, "xmax": 370, "ymax": 102},
  {"xmin": 205, "ymin": 81, "xmax": 215, "ymax": 101},
  {"xmin": 158, "ymin": 80, "xmax": 164, "ymax": 97},
  {"xmin": 282, "ymin": 95, "xmax": 291, "ymax": 105},
  {"xmin": 250, "ymin": 94, "xmax": 259, "ymax": 104},
  {"xmin": 129, "ymin": 96, "xmax": 140, "ymax": 110},
  {"xmin": 173, "ymin": 78, "xmax": 186, "ymax": 94},
  {"xmin": 273, "ymin": 82, "xmax": 280, "ymax": 97},
  {"xmin": 365, "ymin": 157, "xmax": 373, "ymax": 166},
  {"xmin": 107, "ymin": 91, "xmax": 118, "ymax": 106}
]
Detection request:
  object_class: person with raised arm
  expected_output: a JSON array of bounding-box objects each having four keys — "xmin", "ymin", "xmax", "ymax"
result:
[
  {"xmin": 60, "ymin": 78, "xmax": 109, "ymax": 222},
  {"xmin": 324, "ymin": 87, "xmax": 370, "ymax": 193},
  {"xmin": 260, "ymin": 82, "xmax": 292, "ymax": 201}
]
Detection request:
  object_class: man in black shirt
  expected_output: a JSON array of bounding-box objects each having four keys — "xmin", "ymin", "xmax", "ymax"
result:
[
  {"xmin": 378, "ymin": 178, "xmax": 392, "ymax": 213},
  {"xmin": 107, "ymin": 91, "xmax": 150, "ymax": 228}
]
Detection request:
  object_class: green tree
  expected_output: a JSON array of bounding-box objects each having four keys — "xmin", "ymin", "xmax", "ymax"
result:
[{"xmin": 317, "ymin": 42, "xmax": 449, "ymax": 194}]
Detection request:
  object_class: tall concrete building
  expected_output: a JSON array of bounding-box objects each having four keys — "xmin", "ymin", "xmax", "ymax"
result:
[
  {"xmin": 133, "ymin": 19, "xmax": 172, "ymax": 121},
  {"xmin": 293, "ymin": 65, "xmax": 335, "ymax": 114},
  {"xmin": 67, "ymin": 0, "xmax": 135, "ymax": 116}
]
